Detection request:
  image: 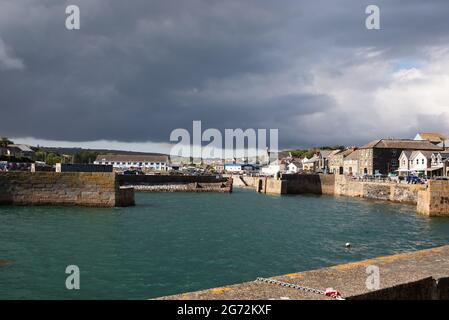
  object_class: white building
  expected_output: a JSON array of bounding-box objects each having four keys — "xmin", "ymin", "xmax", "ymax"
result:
[
  {"xmin": 224, "ymin": 163, "xmax": 243, "ymax": 173},
  {"xmin": 287, "ymin": 161, "xmax": 302, "ymax": 174},
  {"xmin": 261, "ymin": 160, "xmax": 286, "ymax": 177},
  {"xmin": 398, "ymin": 151, "xmax": 412, "ymax": 176},
  {"xmin": 302, "ymin": 155, "xmax": 319, "ymax": 172},
  {"xmin": 3, "ymin": 144, "xmax": 35, "ymax": 159},
  {"xmin": 430, "ymin": 152, "xmax": 449, "ymax": 177},
  {"xmin": 398, "ymin": 150, "xmax": 434, "ymax": 177},
  {"xmin": 224, "ymin": 163, "xmax": 257, "ymax": 173},
  {"xmin": 410, "ymin": 151, "xmax": 434, "ymax": 176},
  {"xmin": 94, "ymin": 154, "xmax": 169, "ymax": 171}
]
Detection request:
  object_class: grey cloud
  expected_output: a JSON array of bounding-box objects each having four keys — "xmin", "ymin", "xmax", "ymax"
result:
[
  {"xmin": 0, "ymin": 38, "xmax": 24, "ymax": 70},
  {"xmin": 1, "ymin": 0, "xmax": 449, "ymax": 148}
]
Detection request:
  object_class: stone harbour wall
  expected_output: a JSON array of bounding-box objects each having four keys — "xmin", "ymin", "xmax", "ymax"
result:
[
  {"xmin": 255, "ymin": 177, "xmax": 287, "ymax": 195},
  {"xmin": 118, "ymin": 174, "xmax": 232, "ymax": 193},
  {"xmin": 259, "ymin": 174, "xmax": 449, "ymax": 216},
  {"xmin": 118, "ymin": 174, "xmax": 228, "ymax": 185},
  {"xmin": 276, "ymin": 174, "xmax": 425, "ymax": 204},
  {"xmin": 0, "ymin": 172, "xmax": 134, "ymax": 207},
  {"xmin": 283, "ymin": 174, "xmax": 335, "ymax": 195},
  {"xmin": 129, "ymin": 181, "xmax": 233, "ymax": 193},
  {"xmin": 224, "ymin": 175, "xmax": 258, "ymax": 188},
  {"xmin": 417, "ymin": 180, "xmax": 449, "ymax": 217},
  {"xmin": 265, "ymin": 178, "xmax": 287, "ymax": 195},
  {"xmin": 334, "ymin": 175, "xmax": 425, "ymax": 204}
]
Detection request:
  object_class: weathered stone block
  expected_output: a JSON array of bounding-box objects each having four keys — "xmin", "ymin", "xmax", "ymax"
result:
[{"xmin": 0, "ymin": 172, "xmax": 134, "ymax": 207}]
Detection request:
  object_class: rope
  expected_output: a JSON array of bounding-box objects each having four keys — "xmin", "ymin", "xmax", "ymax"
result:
[{"xmin": 255, "ymin": 277, "xmax": 345, "ymax": 300}]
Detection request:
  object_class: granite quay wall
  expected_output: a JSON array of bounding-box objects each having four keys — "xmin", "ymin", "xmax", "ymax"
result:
[
  {"xmin": 282, "ymin": 174, "xmax": 335, "ymax": 195},
  {"xmin": 157, "ymin": 245, "xmax": 449, "ymax": 300},
  {"xmin": 224, "ymin": 175, "xmax": 258, "ymax": 188},
  {"xmin": 55, "ymin": 163, "xmax": 113, "ymax": 172},
  {"xmin": 118, "ymin": 174, "xmax": 232, "ymax": 193},
  {"xmin": 117, "ymin": 187, "xmax": 135, "ymax": 206},
  {"xmin": 254, "ymin": 177, "xmax": 287, "ymax": 195},
  {"xmin": 334, "ymin": 175, "xmax": 425, "ymax": 204},
  {"xmin": 260, "ymin": 174, "xmax": 449, "ymax": 216},
  {"xmin": 280, "ymin": 174, "xmax": 424, "ymax": 204},
  {"xmin": 0, "ymin": 172, "xmax": 134, "ymax": 207},
  {"xmin": 265, "ymin": 178, "xmax": 287, "ymax": 195},
  {"xmin": 417, "ymin": 180, "xmax": 449, "ymax": 217}
]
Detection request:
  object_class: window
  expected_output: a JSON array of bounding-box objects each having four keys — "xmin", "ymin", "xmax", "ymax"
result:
[
  {"xmin": 416, "ymin": 159, "xmax": 419, "ymax": 165},
  {"xmin": 422, "ymin": 159, "xmax": 425, "ymax": 165}
]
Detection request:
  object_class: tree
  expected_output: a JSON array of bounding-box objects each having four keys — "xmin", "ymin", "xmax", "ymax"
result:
[
  {"xmin": 73, "ymin": 151, "xmax": 99, "ymax": 164},
  {"xmin": 35, "ymin": 150, "xmax": 47, "ymax": 162},
  {"xmin": 0, "ymin": 137, "xmax": 13, "ymax": 148},
  {"xmin": 46, "ymin": 153, "xmax": 62, "ymax": 166},
  {"xmin": 289, "ymin": 149, "xmax": 316, "ymax": 159}
]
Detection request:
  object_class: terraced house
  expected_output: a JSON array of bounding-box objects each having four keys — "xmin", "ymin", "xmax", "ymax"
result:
[
  {"xmin": 328, "ymin": 148, "xmax": 356, "ymax": 175},
  {"xmin": 430, "ymin": 152, "xmax": 449, "ymax": 177},
  {"xmin": 94, "ymin": 154, "xmax": 170, "ymax": 172},
  {"xmin": 398, "ymin": 150, "xmax": 449, "ymax": 177},
  {"xmin": 358, "ymin": 139, "xmax": 442, "ymax": 176},
  {"xmin": 343, "ymin": 149, "xmax": 359, "ymax": 175}
]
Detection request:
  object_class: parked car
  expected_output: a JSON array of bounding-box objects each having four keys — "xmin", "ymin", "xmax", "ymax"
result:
[
  {"xmin": 123, "ymin": 170, "xmax": 141, "ymax": 175},
  {"xmin": 389, "ymin": 175, "xmax": 399, "ymax": 182},
  {"xmin": 406, "ymin": 176, "xmax": 423, "ymax": 184}
]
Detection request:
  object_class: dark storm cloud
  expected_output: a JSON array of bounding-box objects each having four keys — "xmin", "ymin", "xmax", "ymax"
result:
[{"xmin": 1, "ymin": 0, "xmax": 449, "ymax": 148}]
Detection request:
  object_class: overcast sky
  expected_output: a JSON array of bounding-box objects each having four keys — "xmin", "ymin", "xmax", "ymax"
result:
[{"xmin": 1, "ymin": 0, "xmax": 449, "ymax": 152}]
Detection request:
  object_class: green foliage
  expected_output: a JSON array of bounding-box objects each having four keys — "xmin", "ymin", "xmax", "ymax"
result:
[
  {"xmin": 205, "ymin": 165, "xmax": 216, "ymax": 173},
  {"xmin": 73, "ymin": 151, "xmax": 99, "ymax": 164},
  {"xmin": 319, "ymin": 145, "xmax": 345, "ymax": 151},
  {"xmin": 288, "ymin": 145, "xmax": 345, "ymax": 159},
  {"xmin": 34, "ymin": 150, "xmax": 47, "ymax": 162},
  {"xmin": 32, "ymin": 149, "xmax": 99, "ymax": 165},
  {"xmin": 45, "ymin": 153, "xmax": 62, "ymax": 166},
  {"xmin": 288, "ymin": 149, "xmax": 316, "ymax": 159}
]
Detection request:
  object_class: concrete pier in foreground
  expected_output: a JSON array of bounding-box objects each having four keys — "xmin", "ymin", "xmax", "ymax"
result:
[{"xmin": 156, "ymin": 245, "xmax": 449, "ymax": 300}]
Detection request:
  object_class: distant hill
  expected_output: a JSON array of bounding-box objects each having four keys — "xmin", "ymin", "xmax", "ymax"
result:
[{"xmin": 40, "ymin": 146, "xmax": 168, "ymax": 157}]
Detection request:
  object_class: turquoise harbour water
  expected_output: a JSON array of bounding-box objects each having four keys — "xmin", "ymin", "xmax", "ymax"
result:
[{"xmin": 1, "ymin": 188, "xmax": 449, "ymax": 299}]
